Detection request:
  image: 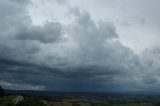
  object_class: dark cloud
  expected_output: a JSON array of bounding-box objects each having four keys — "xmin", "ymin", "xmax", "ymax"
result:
[{"xmin": 0, "ymin": 0, "xmax": 160, "ymax": 92}]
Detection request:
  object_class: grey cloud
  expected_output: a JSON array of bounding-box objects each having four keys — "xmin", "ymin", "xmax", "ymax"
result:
[
  {"xmin": 52, "ymin": 11, "xmax": 144, "ymax": 91},
  {"xmin": 62, "ymin": 10, "xmax": 160, "ymax": 92},
  {"xmin": 55, "ymin": 0, "xmax": 67, "ymax": 4},
  {"xmin": 0, "ymin": 0, "xmax": 63, "ymax": 43},
  {"xmin": 142, "ymin": 75, "xmax": 158, "ymax": 84},
  {"xmin": 0, "ymin": 0, "xmax": 63, "ymax": 89},
  {"xmin": 140, "ymin": 48, "xmax": 160, "ymax": 85},
  {"xmin": 66, "ymin": 11, "xmax": 139, "ymax": 71},
  {"xmin": 16, "ymin": 22, "xmax": 63, "ymax": 43},
  {"xmin": 1, "ymin": 0, "xmax": 160, "ymax": 92},
  {"xmin": 0, "ymin": 0, "xmax": 64, "ymax": 67}
]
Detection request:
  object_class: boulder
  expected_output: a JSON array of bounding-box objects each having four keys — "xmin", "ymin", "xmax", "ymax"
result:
[{"xmin": 12, "ymin": 95, "xmax": 24, "ymax": 105}]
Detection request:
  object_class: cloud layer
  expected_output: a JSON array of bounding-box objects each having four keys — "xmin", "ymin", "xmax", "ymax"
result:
[{"xmin": 0, "ymin": 0, "xmax": 160, "ymax": 92}]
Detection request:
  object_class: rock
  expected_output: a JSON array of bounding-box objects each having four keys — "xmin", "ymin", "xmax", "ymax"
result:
[{"xmin": 12, "ymin": 95, "xmax": 24, "ymax": 105}]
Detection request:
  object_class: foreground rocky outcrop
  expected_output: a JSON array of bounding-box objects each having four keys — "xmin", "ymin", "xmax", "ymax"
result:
[{"xmin": 12, "ymin": 95, "xmax": 24, "ymax": 105}]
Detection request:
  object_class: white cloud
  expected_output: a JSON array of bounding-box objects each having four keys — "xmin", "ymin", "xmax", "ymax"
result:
[{"xmin": 1, "ymin": 80, "xmax": 46, "ymax": 90}]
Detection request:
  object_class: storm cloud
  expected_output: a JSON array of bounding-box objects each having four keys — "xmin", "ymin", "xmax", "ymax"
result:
[{"xmin": 0, "ymin": 0, "xmax": 160, "ymax": 92}]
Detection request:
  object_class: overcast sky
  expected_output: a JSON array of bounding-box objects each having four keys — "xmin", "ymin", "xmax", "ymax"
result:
[{"xmin": 0, "ymin": 0, "xmax": 160, "ymax": 93}]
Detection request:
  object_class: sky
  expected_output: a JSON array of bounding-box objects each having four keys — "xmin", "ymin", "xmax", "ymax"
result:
[{"xmin": 0, "ymin": 0, "xmax": 160, "ymax": 93}]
